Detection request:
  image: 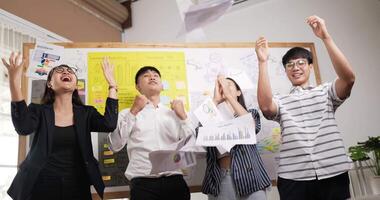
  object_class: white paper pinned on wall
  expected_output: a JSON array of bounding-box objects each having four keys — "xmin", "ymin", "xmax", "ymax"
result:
[{"xmin": 28, "ymin": 42, "xmax": 64, "ymax": 79}]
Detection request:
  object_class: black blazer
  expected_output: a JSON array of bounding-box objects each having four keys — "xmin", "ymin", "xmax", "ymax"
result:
[{"xmin": 7, "ymin": 98, "xmax": 118, "ymax": 200}]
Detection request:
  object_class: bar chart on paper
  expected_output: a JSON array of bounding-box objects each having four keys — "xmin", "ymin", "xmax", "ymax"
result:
[{"xmin": 196, "ymin": 113, "xmax": 257, "ymax": 151}]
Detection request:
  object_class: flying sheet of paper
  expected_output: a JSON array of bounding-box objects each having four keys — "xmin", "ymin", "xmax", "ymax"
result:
[
  {"xmin": 175, "ymin": 0, "xmax": 208, "ymax": 40},
  {"xmin": 28, "ymin": 42, "xmax": 64, "ymax": 79},
  {"xmin": 196, "ymin": 113, "xmax": 257, "ymax": 151},
  {"xmin": 149, "ymin": 135, "xmax": 205, "ymax": 174},
  {"xmin": 183, "ymin": 0, "xmax": 233, "ymax": 32},
  {"xmin": 193, "ymin": 97, "xmax": 224, "ymax": 126}
]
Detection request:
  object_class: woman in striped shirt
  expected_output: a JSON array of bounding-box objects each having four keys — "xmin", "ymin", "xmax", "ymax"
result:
[{"xmin": 200, "ymin": 76, "xmax": 271, "ymax": 200}]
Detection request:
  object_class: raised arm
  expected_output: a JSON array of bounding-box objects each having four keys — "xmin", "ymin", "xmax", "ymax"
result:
[
  {"xmin": 171, "ymin": 99, "xmax": 196, "ymax": 139},
  {"xmin": 213, "ymin": 76, "xmax": 224, "ymax": 105},
  {"xmin": 255, "ymin": 37, "xmax": 278, "ymax": 119},
  {"xmin": 306, "ymin": 15, "xmax": 355, "ymax": 99},
  {"xmin": 2, "ymin": 52, "xmax": 39, "ymax": 135},
  {"xmin": 89, "ymin": 57, "xmax": 119, "ymax": 132},
  {"xmin": 102, "ymin": 57, "xmax": 118, "ymax": 100}
]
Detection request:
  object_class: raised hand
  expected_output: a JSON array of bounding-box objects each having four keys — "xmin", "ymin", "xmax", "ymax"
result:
[
  {"xmin": 213, "ymin": 75, "xmax": 224, "ymax": 105},
  {"xmin": 130, "ymin": 95, "xmax": 149, "ymax": 116},
  {"xmin": 102, "ymin": 57, "xmax": 117, "ymax": 87},
  {"xmin": 306, "ymin": 15, "xmax": 330, "ymax": 40},
  {"xmin": 217, "ymin": 76, "xmax": 233, "ymax": 100},
  {"xmin": 2, "ymin": 52, "xmax": 24, "ymax": 83},
  {"xmin": 170, "ymin": 99, "xmax": 187, "ymax": 120},
  {"xmin": 255, "ymin": 37, "xmax": 269, "ymax": 62},
  {"xmin": 2, "ymin": 52, "xmax": 25, "ymax": 101}
]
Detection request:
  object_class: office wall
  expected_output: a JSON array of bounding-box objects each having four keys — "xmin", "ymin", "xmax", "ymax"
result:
[
  {"xmin": 0, "ymin": 0, "xmax": 122, "ymax": 42},
  {"xmin": 125, "ymin": 0, "xmax": 380, "ymax": 148}
]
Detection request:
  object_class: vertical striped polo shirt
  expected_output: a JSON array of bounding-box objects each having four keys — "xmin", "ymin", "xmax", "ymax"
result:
[{"xmin": 272, "ymin": 80, "xmax": 352, "ymax": 181}]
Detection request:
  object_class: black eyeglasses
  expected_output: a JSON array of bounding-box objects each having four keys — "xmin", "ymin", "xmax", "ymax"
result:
[{"xmin": 53, "ymin": 66, "xmax": 78, "ymax": 74}]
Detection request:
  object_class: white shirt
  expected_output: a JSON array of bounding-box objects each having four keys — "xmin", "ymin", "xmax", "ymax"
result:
[
  {"xmin": 108, "ymin": 102, "xmax": 195, "ymax": 180},
  {"xmin": 273, "ymin": 80, "xmax": 352, "ymax": 180}
]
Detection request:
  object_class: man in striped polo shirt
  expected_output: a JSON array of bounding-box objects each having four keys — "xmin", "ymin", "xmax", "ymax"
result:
[{"xmin": 255, "ymin": 15, "xmax": 356, "ymax": 200}]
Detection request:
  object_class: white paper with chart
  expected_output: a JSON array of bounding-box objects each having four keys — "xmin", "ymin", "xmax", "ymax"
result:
[{"xmin": 196, "ymin": 113, "xmax": 256, "ymax": 151}]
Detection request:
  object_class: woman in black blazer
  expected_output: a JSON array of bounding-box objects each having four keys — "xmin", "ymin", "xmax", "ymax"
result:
[{"xmin": 2, "ymin": 53, "xmax": 118, "ymax": 200}]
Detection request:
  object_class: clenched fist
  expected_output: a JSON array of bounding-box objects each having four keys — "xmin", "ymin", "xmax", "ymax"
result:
[
  {"xmin": 170, "ymin": 99, "xmax": 187, "ymax": 120},
  {"xmin": 130, "ymin": 95, "xmax": 149, "ymax": 116}
]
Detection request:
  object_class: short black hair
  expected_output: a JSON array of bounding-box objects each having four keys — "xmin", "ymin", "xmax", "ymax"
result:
[
  {"xmin": 134, "ymin": 66, "xmax": 161, "ymax": 84},
  {"xmin": 282, "ymin": 47, "xmax": 313, "ymax": 67}
]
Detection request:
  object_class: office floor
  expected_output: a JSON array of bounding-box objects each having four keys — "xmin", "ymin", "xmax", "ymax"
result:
[{"xmin": 190, "ymin": 187, "xmax": 281, "ymax": 200}]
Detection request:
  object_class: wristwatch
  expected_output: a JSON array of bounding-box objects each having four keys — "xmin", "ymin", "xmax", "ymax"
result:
[{"xmin": 108, "ymin": 85, "xmax": 118, "ymax": 92}]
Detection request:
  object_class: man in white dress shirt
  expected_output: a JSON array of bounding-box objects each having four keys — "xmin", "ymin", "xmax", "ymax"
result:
[{"xmin": 108, "ymin": 66, "xmax": 195, "ymax": 200}]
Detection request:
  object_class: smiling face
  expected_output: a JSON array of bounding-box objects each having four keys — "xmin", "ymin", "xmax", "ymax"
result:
[
  {"xmin": 285, "ymin": 58, "xmax": 313, "ymax": 87},
  {"xmin": 282, "ymin": 47, "xmax": 313, "ymax": 88},
  {"xmin": 136, "ymin": 69, "xmax": 163, "ymax": 96},
  {"xmin": 48, "ymin": 65, "xmax": 78, "ymax": 93}
]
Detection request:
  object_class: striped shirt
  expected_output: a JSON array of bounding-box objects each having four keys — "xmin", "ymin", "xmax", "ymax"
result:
[
  {"xmin": 272, "ymin": 80, "xmax": 352, "ymax": 181},
  {"xmin": 201, "ymin": 109, "xmax": 271, "ymax": 197}
]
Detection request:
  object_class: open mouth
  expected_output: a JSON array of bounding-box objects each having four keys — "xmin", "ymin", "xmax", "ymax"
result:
[
  {"xmin": 292, "ymin": 73, "xmax": 303, "ymax": 79},
  {"xmin": 61, "ymin": 76, "xmax": 72, "ymax": 82}
]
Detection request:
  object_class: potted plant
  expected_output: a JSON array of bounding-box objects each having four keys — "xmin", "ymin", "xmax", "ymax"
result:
[{"xmin": 349, "ymin": 136, "xmax": 380, "ymax": 195}]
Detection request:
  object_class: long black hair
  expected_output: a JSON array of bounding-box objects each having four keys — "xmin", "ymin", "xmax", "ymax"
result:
[
  {"xmin": 226, "ymin": 77, "xmax": 247, "ymax": 110},
  {"xmin": 41, "ymin": 64, "xmax": 83, "ymax": 105}
]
